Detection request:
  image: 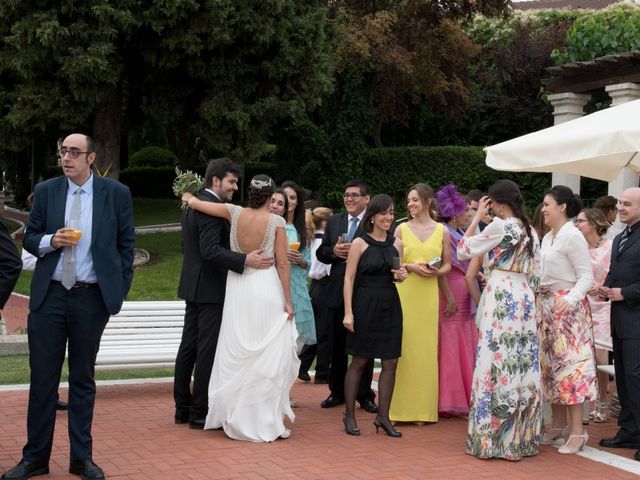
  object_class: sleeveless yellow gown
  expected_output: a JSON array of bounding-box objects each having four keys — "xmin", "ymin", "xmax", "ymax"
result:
[{"xmin": 390, "ymin": 222, "xmax": 443, "ymax": 422}]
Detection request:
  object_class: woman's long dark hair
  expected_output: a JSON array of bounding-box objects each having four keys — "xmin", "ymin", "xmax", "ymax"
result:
[
  {"xmin": 281, "ymin": 180, "xmax": 307, "ymax": 251},
  {"xmin": 488, "ymin": 180, "xmax": 534, "ymax": 256}
]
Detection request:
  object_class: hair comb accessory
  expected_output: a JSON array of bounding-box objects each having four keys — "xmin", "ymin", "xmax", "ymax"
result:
[{"xmin": 250, "ymin": 178, "xmax": 274, "ymax": 189}]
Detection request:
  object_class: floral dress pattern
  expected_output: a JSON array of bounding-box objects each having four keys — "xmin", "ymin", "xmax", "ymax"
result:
[{"xmin": 457, "ymin": 217, "xmax": 542, "ymax": 461}]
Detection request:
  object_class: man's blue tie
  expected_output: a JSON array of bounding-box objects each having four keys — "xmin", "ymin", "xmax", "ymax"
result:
[{"xmin": 347, "ymin": 217, "xmax": 359, "ymax": 242}]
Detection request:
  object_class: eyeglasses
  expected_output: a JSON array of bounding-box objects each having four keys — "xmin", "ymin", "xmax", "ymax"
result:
[
  {"xmin": 343, "ymin": 193, "xmax": 363, "ymax": 199},
  {"xmin": 59, "ymin": 147, "xmax": 90, "ymax": 159},
  {"xmin": 574, "ymin": 219, "xmax": 589, "ymax": 225}
]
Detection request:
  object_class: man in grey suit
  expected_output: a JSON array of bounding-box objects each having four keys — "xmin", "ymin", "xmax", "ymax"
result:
[
  {"xmin": 2, "ymin": 133, "xmax": 135, "ymax": 480},
  {"xmin": 598, "ymin": 187, "xmax": 640, "ymax": 461}
]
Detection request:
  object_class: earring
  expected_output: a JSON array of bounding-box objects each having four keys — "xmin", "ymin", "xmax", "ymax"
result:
[{"xmin": 370, "ymin": 219, "xmax": 374, "ymax": 224}]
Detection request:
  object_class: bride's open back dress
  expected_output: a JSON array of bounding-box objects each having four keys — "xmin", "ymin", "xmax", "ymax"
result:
[{"xmin": 204, "ymin": 204, "xmax": 300, "ymax": 441}]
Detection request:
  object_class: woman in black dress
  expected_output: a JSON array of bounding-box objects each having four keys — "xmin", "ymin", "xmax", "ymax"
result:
[{"xmin": 343, "ymin": 194, "xmax": 407, "ymax": 437}]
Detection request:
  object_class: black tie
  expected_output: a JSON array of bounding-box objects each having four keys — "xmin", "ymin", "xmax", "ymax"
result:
[{"xmin": 619, "ymin": 227, "xmax": 631, "ymax": 252}]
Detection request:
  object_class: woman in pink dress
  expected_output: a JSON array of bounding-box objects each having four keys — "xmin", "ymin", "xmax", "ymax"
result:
[
  {"xmin": 435, "ymin": 184, "xmax": 478, "ymax": 417},
  {"xmin": 575, "ymin": 208, "xmax": 613, "ymax": 422}
]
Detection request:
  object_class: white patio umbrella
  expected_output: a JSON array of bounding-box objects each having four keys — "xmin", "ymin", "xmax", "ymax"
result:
[{"xmin": 484, "ymin": 99, "xmax": 640, "ymax": 182}]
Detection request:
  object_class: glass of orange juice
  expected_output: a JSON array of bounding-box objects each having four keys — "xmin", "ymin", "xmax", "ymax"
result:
[
  {"xmin": 66, "ymin": 220, "xmax": 83, "ymax": 245},
  {"xmin": 289, "ymin": 241, "xmax": 300, "ymax": 251}
]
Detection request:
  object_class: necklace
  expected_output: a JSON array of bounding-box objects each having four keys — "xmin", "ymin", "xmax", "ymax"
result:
[{"xmin": 588, "ymin": 237, "xmax": 603, "ymax": 249}]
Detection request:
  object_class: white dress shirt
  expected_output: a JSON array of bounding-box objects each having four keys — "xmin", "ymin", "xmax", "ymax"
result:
[
  {"xmin": 309, "ymin": 230, "xmax": 331, "ymax": 280},
  {"xmin": 540, "ymin": 221, "xmax": 594, "ymax": 306}
]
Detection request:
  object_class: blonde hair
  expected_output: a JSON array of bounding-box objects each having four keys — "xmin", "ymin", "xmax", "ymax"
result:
[{"xmin": 305, "ymin": 207, "xmax": 332, "ymax": 245}]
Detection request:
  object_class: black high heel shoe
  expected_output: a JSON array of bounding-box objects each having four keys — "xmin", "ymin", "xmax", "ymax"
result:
[
  {"xmin": 374, "ymin": 418, "xmax": 402, "ymax": 438},
  {"xmin": 343, "ymin": 415, "xmax": 361, "ymax": 436}
]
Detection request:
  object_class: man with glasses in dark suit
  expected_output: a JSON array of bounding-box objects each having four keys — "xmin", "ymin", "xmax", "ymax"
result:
[
  {"xmin": 598, "ymin": 187, "xmax": 640, "ymax": 461},
  {"xmin": 2, "ymin": 133, "xmax": 135, "ymax": 480},
  {"xmin": 316, "ymin": 180, "xmax": 377, "ymax": 413}
]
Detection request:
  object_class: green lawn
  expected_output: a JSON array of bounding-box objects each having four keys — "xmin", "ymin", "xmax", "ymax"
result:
[
  {"xmin": 132, "ymin": 198, "xmax": 182, "ymax": 226},
  {"xmin": 13, "ymin": 231, "xmax": 182, "ymax": 299},
  {"xmin": 3, "ymin": 217, "xmax": 21, "ymax": 233},
  {"xmin": 128, "ymin": 231, "xmax": 182, "ymax": 300},
  {"xmin": 0, "ymin": 355, "xmax": 173, "ymax": 385}
]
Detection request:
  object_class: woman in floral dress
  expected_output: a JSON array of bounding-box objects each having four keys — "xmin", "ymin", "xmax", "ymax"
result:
[
  {"xmin": 457, "ymin": 180, "xmax": 542, "ymax": 461},
  {"xmin": 538, "ymin": 186, "xmax": 597, "ymax": 454},
  {"xmin": 575, "ymin": 208, "xmax": 613, "ymax": 423}
]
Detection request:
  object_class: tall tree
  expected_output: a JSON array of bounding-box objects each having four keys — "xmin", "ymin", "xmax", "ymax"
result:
[{"xmin": 0, "ymin": 1, "xmax": 333, "ymax": 179}]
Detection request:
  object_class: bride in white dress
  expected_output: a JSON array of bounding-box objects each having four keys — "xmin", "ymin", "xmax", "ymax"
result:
[{"xmin": 182, "ymin": 175, "xmax": 300, "ymax": 442}]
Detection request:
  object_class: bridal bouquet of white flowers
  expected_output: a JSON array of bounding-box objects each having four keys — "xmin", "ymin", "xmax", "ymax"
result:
[{"xmin": 172, "ymin": 167, "xmax": 203, "ymax": 206}]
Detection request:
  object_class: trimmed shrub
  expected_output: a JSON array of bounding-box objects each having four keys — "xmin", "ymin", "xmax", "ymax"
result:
[
  {"xmin": 120, "ymin": 166, "xmax": 176, "ymax": 198},
  {"xmin": 129, "ymin": 146, "xmax": 178, "ymax": 168},
  {"xmin": 355, "ymin": 146, "xmax": 550, "ymax": 216}
]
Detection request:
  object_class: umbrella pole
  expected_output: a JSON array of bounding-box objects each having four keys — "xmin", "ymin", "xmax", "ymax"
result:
[{"xmin": 624, "ymin": 151, "xmax": 639, "ymax": 168}]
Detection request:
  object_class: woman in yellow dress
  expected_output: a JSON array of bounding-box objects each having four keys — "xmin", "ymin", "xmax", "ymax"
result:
[{"xmin": 390, "ymin": 183, "xmax": 451, "ymax": 423}]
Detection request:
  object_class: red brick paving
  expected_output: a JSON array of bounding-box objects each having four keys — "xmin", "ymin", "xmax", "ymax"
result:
[
  {"xmin": 2, "ymin": 294, "xmax": 29, "ymax": 334},
  {"xmin": 0, "ymin": 381, "xmax": 637, "ymax": 479}
]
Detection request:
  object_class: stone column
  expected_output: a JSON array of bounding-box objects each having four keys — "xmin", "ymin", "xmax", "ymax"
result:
[
  {"xmin": 548, "ymin": 92, "xmax": 591, "ymax": 193},
  {"xmin": 605, "ymin": 84, "xmax": 640, "ymax": 208}
]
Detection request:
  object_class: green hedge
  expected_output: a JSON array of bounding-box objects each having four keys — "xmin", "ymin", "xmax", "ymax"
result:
[
  {"xmin": 120, "ymin": 161, "xmax": 278, "ymax": 199},
  {"xmin": 129, "ymin": 146, "xmax": 178, "ymax": 168},
  {"xmin": 355, "ymin": 146, "xmax": 550, "ymax": 215},
  {"xmin": 120, "ymin": 166, "xmax": 176, "ymax": 198}
]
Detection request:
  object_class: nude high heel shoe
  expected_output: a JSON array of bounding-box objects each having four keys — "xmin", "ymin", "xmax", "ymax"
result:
[
  {"xmin": 541, "ymin": 425, "xmax": 569, "ymax": 446},
  {"xmin": 558, "ymin": 431, "xmax": 589, "ymax": 454}
]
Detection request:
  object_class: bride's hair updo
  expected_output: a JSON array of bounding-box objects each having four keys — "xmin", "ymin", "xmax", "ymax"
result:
[{"xmin": 247, "ymin": 174, "xmax": 275, "ymax": 208}]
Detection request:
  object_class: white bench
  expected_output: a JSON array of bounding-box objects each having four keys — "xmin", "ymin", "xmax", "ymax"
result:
[
  {"xmin": 94, "ymin": 300, "xmax": 185, "ymax": 371},
  {"xmin": 595, "ymin": 339, "xmax": 615, "ymax": 377}
]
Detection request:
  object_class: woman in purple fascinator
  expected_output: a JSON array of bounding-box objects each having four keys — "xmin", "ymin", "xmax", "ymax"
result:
[{"xmin": 434, "ymin": 184, "xmax": 478, "ymax": 418}]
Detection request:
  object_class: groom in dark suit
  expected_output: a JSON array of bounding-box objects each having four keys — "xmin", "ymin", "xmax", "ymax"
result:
[
  {"xmin": 173, "ymin": 158, "xmax": 273, "ymax": 429},
  {"xmin": 316, "ymin": 179, "xmax": 377, "ymax": 412},
  {"xmin": 599, "ymin": 187, "xmax": 640, "ymax": 461},
  {"xmin": 2, "ymin": 133, "xmax": 135, "ymax": 480}
]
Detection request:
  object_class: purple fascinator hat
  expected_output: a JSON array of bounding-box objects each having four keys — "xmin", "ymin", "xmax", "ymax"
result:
[{"xmin": 435, "ymin": 184, "xmax": 467, "ymax": 218}]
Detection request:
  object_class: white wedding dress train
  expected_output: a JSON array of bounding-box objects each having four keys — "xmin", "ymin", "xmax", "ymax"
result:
[{"xmin": 204, "ymin": 205, "xmax": 300, "ymax": 441}]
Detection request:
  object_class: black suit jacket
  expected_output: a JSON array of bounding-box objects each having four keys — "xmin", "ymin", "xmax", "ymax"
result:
[
  {"xmin": 177, "ymin": 190, "xmax": 246, "ymax": 304},
  {"xmin": 316, "ymin": 212, "xmax": 364, "ymax": 309},
  {"xmin": 0, "ymin": 214, "xmax": 22, "ymax": 309},
  {"xmin": 604, "ymin": 223, "xmax": 640, "ymax": 339},
  {"xmin": 23, "ymin": 175, "xmax": 135, "ymax": 315}
]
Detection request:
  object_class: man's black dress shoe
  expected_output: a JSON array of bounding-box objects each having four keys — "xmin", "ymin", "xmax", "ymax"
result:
[
  {"xmin": 635, "ymin": 449, "xmax": 640, "ymax": 461},
  {"xmin": 320, "ymin": 395, "xmax": 345, "ymax": 408},
  {"xmin": 1, "ymin": 460, "xmax": 49, "ymax": 479},
  {"xmin": 298, "ymin": 371, "xmax": 311, "ymax": 382},
  {"xmin": 189, "ymin": 418, "xmax": 206, "ymax": 429},
  {"xmin": 69, "ymin": 459, "xmax": 104, "ymax": 480},
  {"xmin": 175, "ymin": 411, "xmax": 189, "ymax": 424},
  {"xmin": 359, "ymin": 399, "xmax": 378, "ymax": 413},
  {"xmin": 599, "ymin": 436, "xmax": 639, "ymax": 449},
  {"xmin": 56, "ymin": 400, "xmax": 68, "ymax": 411}
]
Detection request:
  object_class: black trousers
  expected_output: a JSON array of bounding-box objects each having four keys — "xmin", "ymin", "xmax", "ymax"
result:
[
  {"xmin": 173, "ymin": 301, "xmax": 223, "ymax": 420},
  {"xmin": 613, "ymin": 336, "xmax": 640, "ymax": 439},
  {"xmin": 24, "ymin": 283, "xmax": 109, "ymax": 463},
  {"xmin": 299, "ymin": 278, "xmax": 330, "ymax": 378},
  {"xmin": 327, "ymin": 306, "xmax": 374, "ymax": 402}
]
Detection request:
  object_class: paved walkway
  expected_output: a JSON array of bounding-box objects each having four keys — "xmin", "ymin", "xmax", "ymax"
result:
[{"xmin": 0, "ymin": 379, "xmax": 638, "ymax": 480}]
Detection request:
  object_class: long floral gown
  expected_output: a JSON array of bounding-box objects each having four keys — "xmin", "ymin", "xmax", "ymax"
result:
[{"xmin": 457, "ymin": 217, "xmax": 542, "ymax": 461}]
